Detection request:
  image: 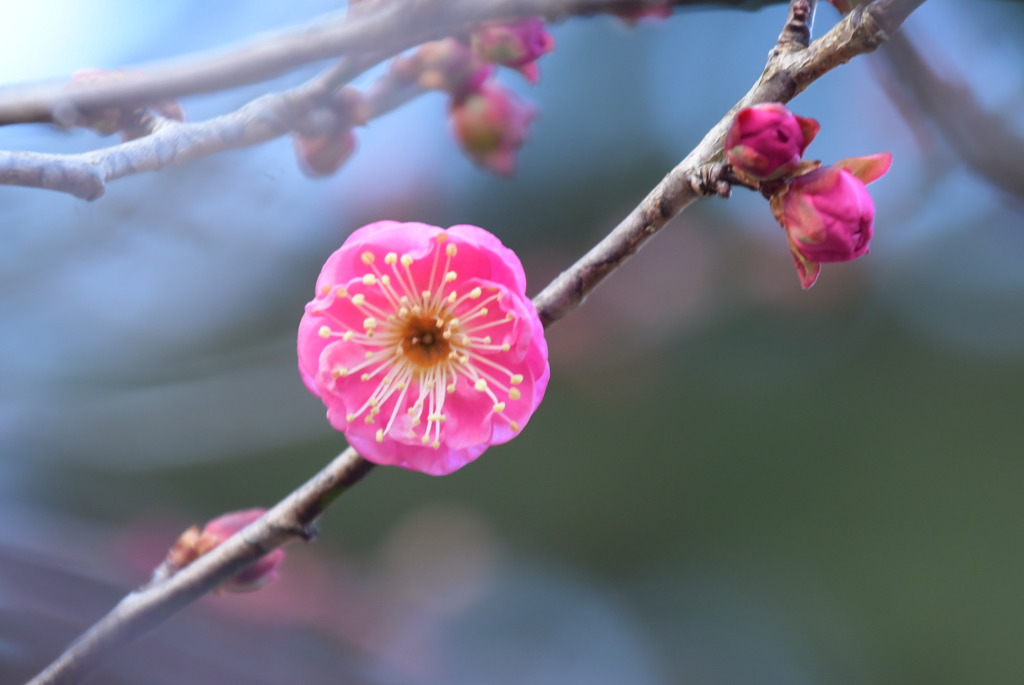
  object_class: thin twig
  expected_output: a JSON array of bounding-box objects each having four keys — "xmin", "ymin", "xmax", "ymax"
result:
[{"xmin": 25, "ymin": 1, "xmax": 926, "ymax": 683}]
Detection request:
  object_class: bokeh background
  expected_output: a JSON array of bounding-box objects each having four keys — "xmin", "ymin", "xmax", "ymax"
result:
[{"xmin": 2, "ymin": 1, "xmax": 1024, "ymax": 683}]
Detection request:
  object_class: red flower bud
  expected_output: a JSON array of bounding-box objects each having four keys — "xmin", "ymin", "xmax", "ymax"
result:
[
  {"xmin": 774, "ymin": 153, "xmax": 892, "ymax": 288},
  {"xmin": 726, "ymin": 103, "xmax": 819, "ymax": 182},
  {"xmin": 450, "ymin": 81, "xmax": 536, "ymax": 176}
]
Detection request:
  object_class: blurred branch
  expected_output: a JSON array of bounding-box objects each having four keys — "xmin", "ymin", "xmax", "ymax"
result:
[
  {"xmin": 26, "ymin": 0, "xmax": 925, "ymax": 683},
  {"xmin": 0, "ymin": 0, "xmax": 786, "ymax": 128},
  {"xmin": 0, "ymin": 0, "xmax": 789, "ymax": 200},
  {"xmin": 879, "ymin": 30, "xmax": 1024, "ymax": 200},
  {"xmin": 0, "ymin": 55, "xmax": 396, "ymax": 201}
]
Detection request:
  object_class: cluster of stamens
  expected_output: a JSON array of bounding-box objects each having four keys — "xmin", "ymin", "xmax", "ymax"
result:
[{"xmin": 312, "ymin": 233, "xmax": 524, "ymax": 449}]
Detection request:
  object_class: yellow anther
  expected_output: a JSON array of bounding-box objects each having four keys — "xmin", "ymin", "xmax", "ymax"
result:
[
  {"xmin": 343, "ymin": 331, "xmax": 355, "ymax": 341},
  {"xmin": 436, "ymin": 232, "xmax": 449, "ymax": 243},
  {"xmin": 493, "ymin": 402, "xmax": 506, "ymax": 412},
  {"xmin": 510, "ymin": 374, "xmax": 523, "ymax": 385},
  {"xmin": 363, "ymin": 317, "xmax": 377, "ymax": 330},
  {"xmin": 431, "ymin": 440, "xmax": 441, "ymax": 449},
  {"xmin": 479, "ymin": 308, "xmax": 488, "ymax": 316},
  {"xmin": 474, "ymin": 379, "xmax": 487, "ymax": 392},
  {"xmin": 446, "ymin": 244, "xmax": 457, "ymax": 257},
  {"xmin": 422, "ymin": 290, "xmax": 432, "ymax": 300},
  {"xmin": 336, "ymin": 286, "xmax": 349, "ymax": 298},
  {"xmin": 505, "ymin": 313, "xmax": 514, "ymax": 321},
  {"xmin": 375, "ymin": 429, "xmax": 384, "ymax": 443},
  {"xmin": 365, "ymin": 351, "xmax": 374, "ymax": 359},
  {"xmin": 346, "ymin": 413, "xmax": 356, "ymax": 422},
  {"xmin": 361, "ymin": 251, "xmax": 375, "ymax": 265},
  {"xmin": 482, "ymin": 336, "xmax": 492, "ymax": 344},
  {"xmin": 411, "ymin": 417, "xmax": 421, "ymax": 426},
  {"xmin": 385, "ymin": 252, "xmax": 398, "ymax": 265},
  {"xmin": 352, "ymin": 293, "xmax": 366, "ymax": 306},
  {"xmin": 446, "ymin": 383, "xmax": 457, "ymax": 393},
  {"xmin": 469, "ymin": 287, "xmax": 482, "ymax": 299},
  {"xmin": 361, "ymin": 373, "xmax": 370, "ymax": 381},
  {"xmin": 381, "ymin": 275, "xmax": 391, "ymax": 285},
  {"xmin": 510, "ymin": 421, "xmax": 521, "ymax": 431},
  {"xmin": 448, "ymin": 292, "xmax": 457, "ymax": 303},
  {"xmin": 509, "ymin": 388, "xmax": 522, "ymax": 401},
  {"xmin": 500, "ymin": 343, "xmax": 511, "ymax": 352},
  {"xmin": 364, "ymin": 415, "xmax": 375, "ymax": 423},
  {"xmin": 400, "ymin": 254, "xmax": 413, "ymax": 267},
  {"xmin": 362, "ymin": 274, "xmax": 377, "ymax": 285},
  {"xmin": 318, "ymin": 325, "xmax": 332, "ymax": 338},
  {"xmin": 369, "ymin": 398, "xmax": 378, "ymax": 407},
  {"xmin": 333, "ymin": 367, "xmax": 349, "ymax": 378},
  {"xmin": 421, "ymin": 434, "xmax": 430, "ymax": 444},
  {"xmin": 444, "ymin": 270, "xmax": 457, "ymax": 282}
]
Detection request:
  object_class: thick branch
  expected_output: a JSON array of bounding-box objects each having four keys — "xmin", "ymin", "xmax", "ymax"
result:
[{"xmin": 25, "ymin": 0, "xmax": 926, "ymax": 683}]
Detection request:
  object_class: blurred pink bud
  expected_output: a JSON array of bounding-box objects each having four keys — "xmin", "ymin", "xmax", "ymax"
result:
[
  {"xmin": 726, "ymin": 103, "xmax": 820, "ymax": 181},
  {"xmin": 417, "ymin": 39, "xmax": 493, "ymax": 97},
  {"xmin": 471, "ymin": 18, "xmax": 555, "ymax": 84},
  {"xmin": 775, "ymin": 153, "xmax": 892, "ymax": 288},
  {"xmin": 293, "ymin": 129, "xmax": 357, "ymax": 178},
  {"xmin": 614, "ymin": 2, "xmax": 673, "ymax": 24},
  {"xmin": 165, "ymin": 508, "xmax": 285, "ymax": 593},
  {"xmin": 450, "ymin": 81, "xmax": 536, "ymax": 176}
]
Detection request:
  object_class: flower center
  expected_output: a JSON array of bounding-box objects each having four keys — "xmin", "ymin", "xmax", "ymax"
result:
[{"xmin": 401, "ymin": 315, "xmax": 452, "ymax": 367}]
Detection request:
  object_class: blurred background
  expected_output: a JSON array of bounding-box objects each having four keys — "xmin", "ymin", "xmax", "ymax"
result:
[{"xmin": 2, "ymin": 1, "xmax": 1024, "ymax": 683}]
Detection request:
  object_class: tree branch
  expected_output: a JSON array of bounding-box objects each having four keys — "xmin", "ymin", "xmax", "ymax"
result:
[
  {"xmin": 0, "ymin": 0, "xmax": 787, "ymax": 128},
  {"xmin": 25, "ymin": 0, "xmax": 926, "ymax": 683}
]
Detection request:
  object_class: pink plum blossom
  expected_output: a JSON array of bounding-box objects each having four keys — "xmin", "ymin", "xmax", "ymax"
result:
[
  {"xmin": 471, "ymin": 18, "xmax": 555, "ymax": 84},
  {"xmin": 725, "ymin": 103, "xmax": 820, "ymax": 182},
  {"xmin": 298, "ymin": 221, "xmax": 550, "ymax": 476},
  {"xmin": 774, "ymin": 153, "xmax": 893, "ymax": 288},
  {"xmin": 449, "ymin": 81, "xmax": 536, "ymax": 176},
  {"xmin": 164, "ymin": 509, "xmax": 285, "ymax": 593}
]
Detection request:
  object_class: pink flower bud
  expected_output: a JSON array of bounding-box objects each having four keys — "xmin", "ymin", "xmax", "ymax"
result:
[
  {"xmin": 774, "ymin": 153, "xmax": 892, "ymax": 288},
  {"xmin": 164, "ymin": 508, "xmax": 285, "ymax": 593},
  {"xmin": 293, "ymin": 130, "xmax": 357, "ymax": 178},
  {"xmin": 726, "ymin": 103, "xmax": 820, "ymax": 182},
  {"xmin": 450, "ymin": 81, "xmax": 535, "ymax": 176},
  {"xmin": 471, "ymin": 18, "xmax": 555, "ymax": 84}
]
